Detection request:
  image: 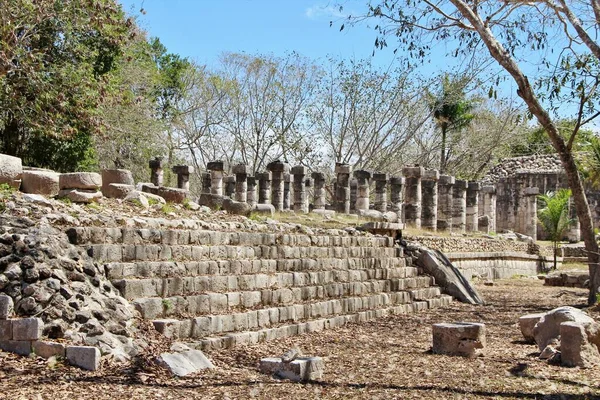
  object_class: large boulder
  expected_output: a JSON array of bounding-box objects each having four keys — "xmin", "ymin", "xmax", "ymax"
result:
[
  {"xmin": 560, "ymin": 321, "xmax": 600, "ymax": 368},
  {"xmin": 0, "ymin": 154, "xmax": 22, "ymax": 189},
  {"xmin": 518, "ymin": 313, "xmax": 545, "ymax": 343},
  {"xmin": 59, "ymin": 172, "xmax": 102, "ymax": 190},
  {"xmin": 58, "ymin": 189, "xmax": 102, "ymax": 203},
  {"xmin": 533, "ymin": 306, "xmax": 595, "ymax": 351},
  {"xmin": 101, "ymin": 169, "xmax": 134, "ymax": 195},
  {"xmin": 222, "ymin": 198, "xmax": 252, "ymax": 216},
  {"xmin": 157, "ymin": 343, "xmax": 214, "ymax": 377},
  {"xmin": 103, "ymin": 183, "xmax": 135, "ymax": 199},
  {"xmin": 432, "ymin": 322, "xmax": 486, "ymax": 357},
  {"xmin": 21, "ymin": 169, "xmax": 60, "ymax": 196}
]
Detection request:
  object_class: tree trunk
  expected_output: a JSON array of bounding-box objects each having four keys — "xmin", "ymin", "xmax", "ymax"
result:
[
  {"xmin": 440, "ymin": 123, "xmax": 447, "ymax": 174},
  {"xmin": 450, "ymin": 0, "xmax": 600, "ymax": 304}
]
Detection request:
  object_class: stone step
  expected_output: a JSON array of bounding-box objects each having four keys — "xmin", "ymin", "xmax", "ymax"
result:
[
  {"xmin": 150, "ymin": 290, "xmax": 448, "ymax": 340},
  {"xmin": 104, "ymin": 257, "xmax": 411, "ymax": 279},
  {"xmin": 130, "ymin": 277, "xmax": 436, "ymax": 318},
  {"xmin": 89, "ymin": 243, "xmax": 400, "ymax": 263},
  {"xmin": 115, "ymin": 274, "xmax": 434, "ymax": 302},
  {"xmin": 68, "ymin": 226, "xmax": 395, "ymax": 248},
  {"xmin": 192, "ymin": 296, "xmax": 453, "ymax": 350}
]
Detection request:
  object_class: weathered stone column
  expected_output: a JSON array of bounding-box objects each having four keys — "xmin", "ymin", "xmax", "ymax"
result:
[
  {"xmin": 452, "ymin": 180, "xmax": 468, "ymax": 233},
  {"xmin": 350, "ymin": 179, "xmax": 358, "ymax": 213},
  {"xmin": 389, "ymin": 176, "xmax": 405, "ymax": 219},
  {"xmin": 402, "ymin": 166, "xmax": 425, "ymax": 228},
  {"xmin": 171, "ymin": 165, "xmax": 194, "ymax": 191},
  {"xmin": 305, "ymin": 177, "xmax": 313, "ymax": 212},
  {"xmin": 267, "ymin": 160, "xmax": 289, "ymax": 211},
  {"xmin": 224, "ymin": 176, "xmax": 236, "ymax": 198},
  {"xmin": 480, "ymin": 186, "xmax": 497, "ymax": 233},
  {"xmin": 524, "ymin": 187, "xmax": 539, "ymax": 241},
  {"xmin": 201, "ymin": 172, "xmax": 211, "ymax": 194},
  {"xmin": 149, "ymin": 158, "xmax": 163, "ymax": 187},
  {"xmin": 291, "ymin": 165, "xmax": 308, "ymax": 213},
  {"xmin": 312, "ymin": 172, "xmax": 326, "ymax": 210},
  {"xmin": 466, "ymin": 181, "xmax": 481, "ymax": 232},
  {"xmin": 335, "ymin": 163, "xmax": 352, "ymax": 214},
  {"xmin": 232, "ymin": 164, "xmax": 249, "ymax": 203},
  {"xmin": 207, "ymin": 160, "xmax": 225, "ymax": 196},
  {"xmin": 421, "ymin": 170, "xmax": 439, "ymax": 231},
  {"xmin": 353, "ymin": 170, "xmax": 372, "ymax": 212},
  {"xmin": 567, "ymin": 197, "xmax": 581, "ymax": 242},
  {"xmin": 247, "ymin": 176, "xmax": 257, "ymax": 208},
  {"xmin": 373, "ymin": 173, "xmax": 389, "ymax": 213},
  {"xmin": 437, "ymin": 175, "xmax": 455, "ymax": 231},
  {"xmin": 283, "ymin": 173, "xmax": 292, "ymax": 210},
  {"xmin": 256, "ymin": 172, "xmax": 271, "ymax": 204}
]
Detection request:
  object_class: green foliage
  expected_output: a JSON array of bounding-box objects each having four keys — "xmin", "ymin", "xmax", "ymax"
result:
[
  {"xmin": 162, "ymin": 299, "xmax": 173, "ymax": 312},
  {"xmin": 508, "ymin": 120, "xmax": 595, "ymax": 157},
  {"xmin": 147, "ymin": 197, "xmax": 160, "ymax": 206},
  {"xmin": 538, "ymin": 189, "xmax": 574, "ymax": 269},
  {"xmin": 24, "ymin": 132, "xmax": 98, "ymax": 172},
  {"xmin": 161, "ymin": 203, "xmax": 175, "ymax": 214}
]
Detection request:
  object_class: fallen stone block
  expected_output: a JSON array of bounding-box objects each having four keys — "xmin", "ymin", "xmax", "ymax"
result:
[
  {"xmin": 59, "ymin": 172, "xmax": 102, "ymax": 190},
  {"xmin": 101, "ymin": 169, "xmax": 134, "ymax": 193},
  {"xmin": 66, "ymin": 345, "xmax": 101, "ymax": 370},
  {"xmin": 533, "ymin": 306, "xmax": 594, "ymax": 351},
  {"xmin": 518, "ymin": 313, "xmax": 545, "ymax": 343},
  {"xmin": 560, "ymin": 321, "xmax": 600, "ymax": 368},
  {"xmin": 12, "ymin": 317, "xmax": 43, "ymax": 341},
  {"xmin": 58, "ymin": 189, "xmax": 102, "ymax": 203},
  {"xmin": 432, "ymin": 322, "xmax": 486, "ymax": 357},
  {"xmin": 153, "ymin": 319, "xmax": 181, "ymax": 339},
  {"xmin": 0, "ymin": 295, "xmax": 14, "ymax": 319},
  {"xmin": 158, "ymin": 345, "xmax": 215, "ymax": 377},
  {"xmin": 22, "ymin": 193, "xmax": 53, "ymax": 206},
  {"xmin": 0, "ymin": 153, "xmax": 22, "ymax": 189},
  {"xmin": 0, "ymin": 340, "xmax": 32, "ymax": 356},
  {"xmin": 21, "ymin": 169, "xmax": 60, "ymax": 196},
  {"xmin": 223, "ymin": 198, "xmax": 252, "ymax": 216},
  {"xmin": 103, "ymin": 183, "xmax": 135, "ymax": 199},
  {"xmin": 141, "ymin": 184, "xmax": 188, "ymax": 204},
  {"xmin": 259, "ymin": 356, "xmax": 324, "ymax": 381},
  {"xmin": 252, "ymin": 203, "xmax": 275, "ymax": 217},
  {"xmin": 32, "ymin": 341, "xmax": 66, "ymax": 359},
  {"xmin": 198, "ymin": 193, "xmax": 225, "ymax": 210}
]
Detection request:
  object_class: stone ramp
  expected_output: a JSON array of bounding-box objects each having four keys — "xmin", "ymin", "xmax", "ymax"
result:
[{"xmin": 67, "ymin": 222, "xmax": 452, "ymax": 348}]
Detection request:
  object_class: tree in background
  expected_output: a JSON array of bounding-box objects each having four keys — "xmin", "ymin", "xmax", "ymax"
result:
[
  {"xmin": 427, "ymin": 74, "xmax": 475, "ymax": 174},
  {"xmin": 538, "ymin": 189, "xmax": 574, "ymax": 270}
]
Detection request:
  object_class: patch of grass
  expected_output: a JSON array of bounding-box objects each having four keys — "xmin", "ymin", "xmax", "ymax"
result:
[
  {"xmin": 161, "ymin": 203, "xmax": 175, "ymax": 214},
  {"xmin": 162, "ymin": 299, "xmax": 173, "ymax": 312},
  {"xmin": 87, "ymin": 202, "xmax": 102, "ymax": 211},
  {"xmin": 0, "ymin": 183, "xmax": 14, "ymax": 198},
  {"xmin": 249, "ymin": 212, "xmax": 265, "ymax": 222},
  {"xmin": 58, "ymin": 197, "xmax": 72, "ymax": 205},
  {"xmin": 147, "ymin": 197, "xmax": 160, "ymax": 206}
]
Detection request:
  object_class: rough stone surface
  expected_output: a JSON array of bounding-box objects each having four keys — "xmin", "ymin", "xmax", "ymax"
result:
[
  {"xmin": 560, "ymin": 321, "xmax": 600, "ymax": 368},
  {"xmin": 32, "ymin": 341, "xmax": 66, "ymax": 359},
  {"xmin": 259, "ymin": 356, "xmax": 324, "ymax": 381},
  {"xmin": 0, "ymin": 295, "xmax": 14, "ymax": 319},
  {"xmin": 21, "ymin": 170, "xmax": 60, "ymax": 196},
  {"xmin": 253, "ymin": 203, "xmax": 275, "ymax": 216},
  {"xmin": 103, "ymin": 183, "xmax": 135, "ymax": 199},
  {"xmin": 0, "ymin": 340, "xmax": 31, "ymax": 356},
  {"xmin": 222, "ymin": 198, "xmax": 252, "ymax": 216},
  {"xmin": 158, "ymin": 344, "xmax": 215, "ymax": 377},
  {"xmin": 432, "ymin": 322, "xmax": 486, "ymax": 357},
  {"xmin": 519, "ymin": 313, "xmax": 545, "ymax": 343},
  {"xmin": 533, "ymin": 306, "xmax": 595, "ymax": 351},
  {"xmin": 66, "ymin": 345, "xmax": 101, "ymax": 370},
  {"xmin": 59, "ymin": 172, "xmax": 102, "ymax": 190},
  {"xmin": 141, "ymin": 185, "xmax": 188, "ymax": 204},
  {"xmin": 58, "ymin": 189, "xmax": 102, "ymax": 203},
  {"xmin": 12, "ymin": 317, "xmax": 43, "ymax": 341},
  {"xmin": 0, "ymin": 154, "xmax": 23, "ymax": 189}
]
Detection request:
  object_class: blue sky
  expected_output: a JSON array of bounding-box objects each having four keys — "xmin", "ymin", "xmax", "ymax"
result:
[{"xmin": 118, "ymin": 0, "xmax": 403, "ymax": 68}]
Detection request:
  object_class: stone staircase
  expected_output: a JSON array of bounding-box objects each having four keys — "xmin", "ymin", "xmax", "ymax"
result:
[{"xmin": 67, "ymin": 219, "xmax": 451, "ymax": 350}]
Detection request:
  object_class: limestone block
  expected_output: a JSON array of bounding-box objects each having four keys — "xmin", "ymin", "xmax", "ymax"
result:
[
  {"xmin": 0, "ymin": 320, "xmax": 12, "ymax": 340},
  {"xmin": 153, "ymin": 319, "xmax": 181, "ymax": 339},
  {"xmin": 104, "ymin": 183, "xmax": 135, "ymax": 199},
  {"xmin": 58, "ymin": 189, "xmax": 102, "ymax": 203},
  {"xmin": 12, "ymin": 317, "xmax": 43, "ymax": 341},
  {"xmin": 66, "ymin": 346, "xmax": 101, "ymax": 371},
  {"xmin": 518, "ymin": 313, "xmax": 545, "ymax": 343},
  {"xmin": 560, "ymin": 321, "xmax": 600, "ymax": 368},
  {"xmin": 0, "ymin": 295, "xmax": 14, "ymax": 319},
  {"xmin": 32, "ymin": 341, "xmax": 66, "ymax": 359},
  {"xmin": 59, "ymin": 172, "xmax": 101, "ymax": 190},
  {"xmin": 141, "ymin": 185, "xmax": 187, "ymax": 204},
  {"xmin": 533, "ymin": 306, "xmax": 594, "ymax": 351},
  {"xmin": 223, "ymin": 198, "xmax": 252, "ymax": 216},
  {"xmin": 432, "ymin": 322, "xmax": 486, "ymax": 357},
  {"xmin": 101, "ymin": 169, "xmax": 134, "ymax": 194},
  {"xmin": 259, "ymin": 356, "xmax": 324, "ymax": 381},
  {"xmin": 198, "ymin": 193, "xmax": 225, "ymax": 209},
  {"xmin": 158, "ymin": 346, "xmax": 214, "ymax": 377},
  {"xmin": 0, "ymin": 340, "xmax": 32, "ymax": 356},
  {"xmin": 253, "ymin": 203, "xmax": 275, "ymax": 216},
  {"xmin": 0, "ymin": 154, "xmax": 22, "ymax": 188},
  {"xmin": 207, "ymin": 160, "xmax": 225, "ymax": 171},
  {"xmin": 20, "ymin": 170, "xmax": 59, "ymax": 196}
]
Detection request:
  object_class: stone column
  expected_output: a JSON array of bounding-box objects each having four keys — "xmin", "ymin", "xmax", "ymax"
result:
[
  {"xmin": 567, "ymin": 197, "xmax": 581, "ymax": 242},
  {"xmin": 171, "ymin": 165, "xmax": 194, "ymax": 191},
  {"xmin": 312, "ymin": 172, "xmax": 326, "ymax": 210},
  {"xmin": 389, "ymin": 176, "xmax": 405, "ymax": 220},
  {"xmin": 353, "ymin": 170, "xmax": 372, "ymax": 212},
  {"xmin": 247, "ymin": 176, "xmax": 257, "ymax": 208},
  {"xmin": 201, "ymin": 172, "xmax": 211, "ymax": 194},
  {"xmin": 466, "ymin": 181, "xmax": 481, "ymax": 232},
  {"xmin": 267, "ymin": 160, "xmax": 289, "ymax": 211},
  {"xmin": 437, "ymin": 175, "xmax": 455, "ymax": 231},
  {"xmin": 224, "ymin": 176, "xmax": 236, "ymax": 198},
  {"xmin": 207, "ymin": 160, "xmax": 225, "ymax": 196},
  {"xmin": 232, "ymin": 164, "xmax": 249, "ymax": 203},
  {"xmin": 452, "ymin": 180, "xmax": 468, "ymax": 233},
  {"xmin": 149, "ymin": 158, "xmax": 163, "ymax": 187},
  {"xmin": 335, "ymin": 163, "xmax": 352, "ymax": 214},
  {"xmin": 402, "ymin": 166, "xmax": 424, "ymax": 228},
  {"xmin": 305, "ymin": 178, "xmax": 313, "ymax": 212},
  {"xmin": 256, "ymin": 172, "xmax": 272, "ymax": 204},
  {"xmin": 291, "ymin": 166, "xmax": 308, "ymax": 213},
  {"xmin": 524, "ymin": 187, "xmax": 539, "ymax": 241},
  {"xmin": 350, "ymin": 179, "xmax": 358, "ymax": 213},
  {"xmin": 480, "ymin": 186, "xmax": 497, "ymax": 233},
  {"xmin": 421, "ymin": 170, "xmax": 439, "ymax": 231},
  {"xmin": 373, "ymin": 173, "xmax": 389, "ymax": 213},
  {"xmin": 283, "ymin": 173, "xmax": 292, "ymax": 211}
]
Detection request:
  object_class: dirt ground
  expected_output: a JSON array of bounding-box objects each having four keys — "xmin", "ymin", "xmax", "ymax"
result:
[{"xmin": 1, "ymin": 279, "xmax": 599, "ymax": 400}]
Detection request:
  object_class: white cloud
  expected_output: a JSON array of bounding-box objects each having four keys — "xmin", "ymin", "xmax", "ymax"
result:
[{"xmin": 305, "ymin": 4, "xmax": 348, "ymax": 20}]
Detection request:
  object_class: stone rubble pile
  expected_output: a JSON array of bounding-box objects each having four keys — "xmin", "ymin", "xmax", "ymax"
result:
[
  {"xmin": 483, "ymin": 154, "xmax": 563, "ymax": 184},
  {"xmin": 259, "ymin": 347, "xmax": 324, "ymax": 381}
]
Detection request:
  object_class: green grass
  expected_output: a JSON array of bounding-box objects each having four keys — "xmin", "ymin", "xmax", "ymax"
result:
[{"xmin": 161, "ymin": 203, "xmax": 175, "ymax": 214}]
